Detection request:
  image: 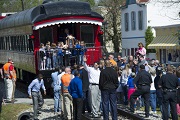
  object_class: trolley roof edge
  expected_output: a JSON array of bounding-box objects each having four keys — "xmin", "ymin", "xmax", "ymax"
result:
[{"xmin": 0, "ymin": 1, "xmax": 104, "ymax": 30}]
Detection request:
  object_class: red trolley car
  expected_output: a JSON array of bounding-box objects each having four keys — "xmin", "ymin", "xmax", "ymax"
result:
[{"xmin": 0, "ymin": 1, "xmax": 104, "ymax": 94}]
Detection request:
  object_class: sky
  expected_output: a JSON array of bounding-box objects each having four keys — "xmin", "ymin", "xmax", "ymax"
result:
[{"xmin": 147, "ymin": 0, "xmax": 180, "ymax": 26}]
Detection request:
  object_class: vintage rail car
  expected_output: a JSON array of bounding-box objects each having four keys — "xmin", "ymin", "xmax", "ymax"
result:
[{"xmin": 0, "ymin": 1, "xmax": 104, "ymax": 95}]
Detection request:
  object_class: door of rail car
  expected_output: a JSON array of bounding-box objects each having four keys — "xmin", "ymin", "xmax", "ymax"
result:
[
  {"xmin": 80, "ymin": 25, "xmax": 94, "ymax": 47},
  {"xmin": 39, "ymin": 27, "xmax": 53, "ymax": 45},
  {"xmin": 57, "ymin": 24, "xmax": 77, "ymax": 44}
]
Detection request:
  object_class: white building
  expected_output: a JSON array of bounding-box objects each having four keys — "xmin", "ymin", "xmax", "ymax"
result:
[{"xmin": 121, "ymin": 0, "xmax": 180, "ymax": 57}]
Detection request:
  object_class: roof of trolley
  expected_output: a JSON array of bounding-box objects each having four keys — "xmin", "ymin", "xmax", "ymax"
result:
[{"xmin": 0, "ymin": 1, "xmax": 103, "ymax": 30}]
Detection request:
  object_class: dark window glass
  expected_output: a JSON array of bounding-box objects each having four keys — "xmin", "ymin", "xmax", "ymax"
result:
[
  {"xmin": 131, "ymin": 11, "xmax": 136, "ymax": 30},
  {"xmin": 125, "ymin": 13, "xmax": 129, "ymax": 31},
  {"xmin": 80, "ymin": 25, "xmax": 94, "ymax": 47},
  {"xmin": 39, "ymin": 27, "xmax": 53, "ymax": 45},
  {"xmin": 138, "ymin": 11, "xmax": 143, "ymax": 30}
]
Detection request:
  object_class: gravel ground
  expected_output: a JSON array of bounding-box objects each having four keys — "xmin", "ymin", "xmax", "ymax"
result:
[{"xmin": 0, "ymin": 81, "xmax": 163, "ymax": 120}]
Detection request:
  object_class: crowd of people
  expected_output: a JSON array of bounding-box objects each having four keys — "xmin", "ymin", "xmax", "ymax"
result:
[
  {"xmin": 39, "ymin": 30, "xmax": 87, "ymax": 70},
  {"xmin": 27, "ymin": 42, "xmax": 180, "ymax": 120},
  {"xmin": 1, "ymin": 42, "xmax": 180, "ymax": 120}
]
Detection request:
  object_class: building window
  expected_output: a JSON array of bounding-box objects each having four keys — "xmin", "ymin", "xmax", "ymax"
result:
[
  {"xmin": 131, "ymin": 11, "xmax": 136, "ymax": 30},
  {"xmin": 138, "ymin": 11, "xmax": 143, "ymax": 30},
  {"xmin": 124, "ymin": 13, "xmax": 129, "ymax": 31}
]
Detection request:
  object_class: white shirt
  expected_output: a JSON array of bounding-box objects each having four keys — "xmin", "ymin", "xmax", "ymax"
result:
[
  {"xmin": 84, "ymin": 63, "xmax": 100, "ymax": 84},
  {"xmin": 150, "ymin": 75, "xmax": 156, "ymax": 90},
  {"xmin": 58, "ymin": 71, "xmax": 65, "ymax": 82}
]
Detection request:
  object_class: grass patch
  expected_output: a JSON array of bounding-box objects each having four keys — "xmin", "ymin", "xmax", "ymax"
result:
[{"xmin": 0, "ymin": 104, "xmax": 31, "ymax": 120}]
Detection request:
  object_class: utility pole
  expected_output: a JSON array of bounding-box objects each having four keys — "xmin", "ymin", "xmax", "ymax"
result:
[{"xmin": 21, "ymin": 0, "xmax": 24, "ymax": 11}]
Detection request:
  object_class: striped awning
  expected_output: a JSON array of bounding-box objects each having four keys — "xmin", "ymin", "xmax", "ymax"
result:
[{"xmin": 148, "ymin": 35, "xmax": 180, "ymax": 49}]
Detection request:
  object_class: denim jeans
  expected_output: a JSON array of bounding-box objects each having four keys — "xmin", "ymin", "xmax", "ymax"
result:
[
  {"xmin": 54, "ymin": 87, "xmax": 61, "ymax": 112},
  {"xmin": 56, "ymin": 55, "xmax": 63, "ymax": 67},
  {"xmin": 46, "ymin": 57, "xmax": 52, "ymax": 69},
  {"xmin": 150, "ymin": 90, "xmax": 156, "ymax": 111},
  {"xmin": 79, "ymin": 55, "xmax": 84, "ymax": 65},
  {"xmin": 52, "ymin": 55, "xmax": 56, "ymax": 68},
  {"xmin": 101, "ymin": 89, "xmax": 117, "ymax": 120}
]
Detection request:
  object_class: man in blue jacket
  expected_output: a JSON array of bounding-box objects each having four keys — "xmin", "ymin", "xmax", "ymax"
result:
[{"xmin": 68, "ymin": 70, "xmax": 83, "ymax": 120}]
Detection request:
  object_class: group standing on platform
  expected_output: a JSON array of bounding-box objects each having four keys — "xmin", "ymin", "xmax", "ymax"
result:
[{"xmin": 38, "ymin": 29, "xmax": 87, "ymax": 70}]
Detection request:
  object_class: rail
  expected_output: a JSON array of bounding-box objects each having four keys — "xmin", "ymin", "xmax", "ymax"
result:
[{"xmin": 36, "ymin": 46, "xmax": 104, "ymax": 70}]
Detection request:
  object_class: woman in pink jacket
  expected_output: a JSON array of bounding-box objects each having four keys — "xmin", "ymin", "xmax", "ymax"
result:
[{"xmin": 136, "ymin": 42, "xmax": 146, "ymax": 60}]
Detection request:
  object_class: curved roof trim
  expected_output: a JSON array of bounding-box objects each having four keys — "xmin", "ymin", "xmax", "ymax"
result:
[
  {"xmin": 34, "ymin": 19, "xmax": 102, "ymax": 30},
  {"xmin": 0, "ymin": 1, "xmax": 103, "ymax": 30}
]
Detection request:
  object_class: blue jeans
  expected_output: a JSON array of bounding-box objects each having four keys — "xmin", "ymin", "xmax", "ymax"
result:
[
  {"xmin": 150, "ymin": 90, "xmax": 156, "ymax": 111},
  {"xmin": 56, "ymin": 55, "xmax": 63, "ymax": 67},
  {"xmin": 52, "ymin": 56, "xmax": 56, "ymax": 68},
  {"xmin": 46, "ymin": 57, "xmax": 52, "ymax": 69},
  {"xmin": 54, "ymin": 87, "xmax": 61, "ymax": 112},
  {"xmin": 79, "ymin": 55, "xmax": 84, "ymax": 65},
  {"xmin": 101, "ymin": 89, "xmax": 117, "ymax": 120}
]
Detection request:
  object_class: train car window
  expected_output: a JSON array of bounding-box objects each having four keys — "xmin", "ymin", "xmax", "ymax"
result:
[
  {"xmin": 9, "ymin": 36, "xmax": 11, "ymax": 50},
  {"xmin": 25, "ymin": 36, "xmax": 27, "ymax": 52},
  {"xmin": 20, "ymin": 36, "xmax": 22, "ymax": 51},
  {"xmin": 15, "ymin": 36, "xmax": 17, "ymax": 51},
  {"xmin": 0, "ymin": 37, "xmax": 2, "ymax": 50},
  {"xmin": 11, "ymin": 36, "xmax": 14, "ymax": 50},
  {"xmin": 80, "ymin": 25, "xmax": 94, "ymax": 47},
  {"xmin": 17, "ymin": 36, "xmax": 19, "ymax": 51},
  {"xmin": 4, "ymin": 37, "xmax": 6, "ymax": 50},
  {"xmin": 39, "ymin": 27, "xmax": 53, "ymax": 45},
  {"xmin": 22, "ymin": 36, "xmax": 25, "ymax": 52},
  {"xmin": 6, "ymin": 37, "xmax": 8, "ymax": 50}
]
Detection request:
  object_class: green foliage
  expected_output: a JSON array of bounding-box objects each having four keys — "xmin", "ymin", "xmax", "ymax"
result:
[
  {"xmin": 145, "ymin": 26, "xmax": 156, "ymax": 53},
  {"xmin": 0, "ymin": 0, "xmax": 43, "ymax": 12},
  {"xmin": 0, "ymin": 104, "xmax": 31, "ymax": 120},
  {"xmin": 96, "ymin": 0, "xmax": 125, "ymax": 53},
  {"xmin": 79, "ymin": 0, "xmax": 95, "ymax": 6}
]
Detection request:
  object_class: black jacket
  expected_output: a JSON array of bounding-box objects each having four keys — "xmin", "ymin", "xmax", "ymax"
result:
[
  {"xmin": 134, "ymin": 70, "xmax": 152, "ymax": 86},
  {"xmin": 99, "ymin": 67, "xmax": 119, "ymax": 90},
  {"xmin": 80, "ymin": 68, "xmax": 89, "ymax": 92}
]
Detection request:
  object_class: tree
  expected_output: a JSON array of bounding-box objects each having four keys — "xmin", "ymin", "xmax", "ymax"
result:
[
  {"xmin": 0, "ymin": 0, "xmax": 43, "ymax": 13},
  {"xmin": 96, "ymin": 0, "xmax": 125, "ymax": 53},
  {"xmin": 79, "ymin": 0, "xmax": 95, "ymax": 6},
  {"xmin": 154, "ymin": 0, "xmax": 180, "ymax": 20},
  {"xmin": 145, "ymin": 26, "xmax": 155, "ymax": 53}
]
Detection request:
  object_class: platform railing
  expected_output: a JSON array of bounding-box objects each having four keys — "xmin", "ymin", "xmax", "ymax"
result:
[{"xmin": 36, "ymin": 46, "xmax": 104, "ymax": 70}]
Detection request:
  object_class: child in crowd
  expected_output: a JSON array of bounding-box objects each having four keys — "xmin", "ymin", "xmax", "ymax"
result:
[
  {"xmin": 51, "ymin": 43, "xmax": 57, "ymax": 69},
  {"xmin": 46, "ymin": 45, "xmax": 53, "ymax": 70},
  {"xmin": 127, "ymin": 72, "xmax": 136, "ymax": 101},
  {"xmin": 79, "ymin": 41, "xmax": 87, "ymax": 65},
  {"xmin": 39, "ymin": 43, "xmax": 46, "ymax": 70},
  {"xmin": 57, "ymin": 42, "xmax": 64, "ymax": 67}
]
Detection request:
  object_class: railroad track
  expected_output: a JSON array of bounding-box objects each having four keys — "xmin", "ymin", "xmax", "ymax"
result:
[
  {"xmin": 82, "ymin": 104, "xmax": 162, "ymax": 120},
  {"xmin": 82, "ymin": 109, "xmax": 144, "ymax": 120}
]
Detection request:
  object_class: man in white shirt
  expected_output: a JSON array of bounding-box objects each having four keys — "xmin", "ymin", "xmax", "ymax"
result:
[{"xmin": 83, "ymin": 56, "xmax": 101, "ymax": 118}]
